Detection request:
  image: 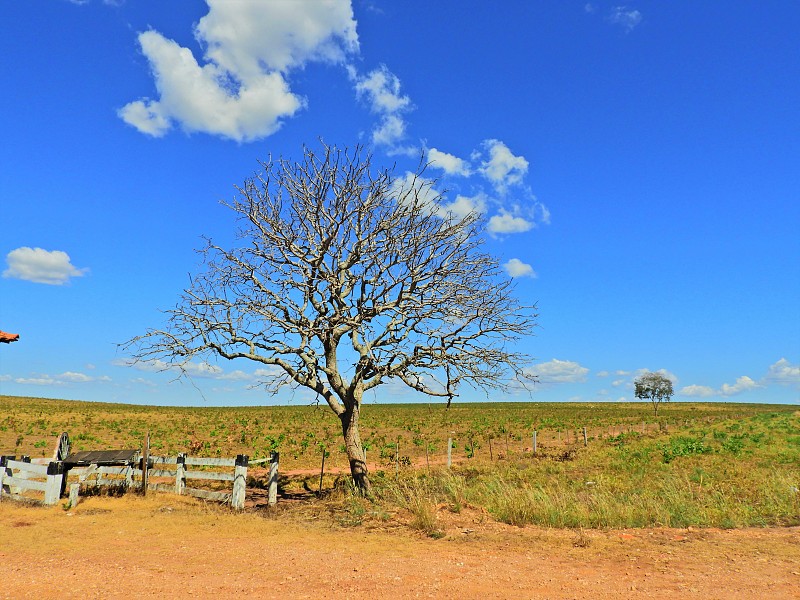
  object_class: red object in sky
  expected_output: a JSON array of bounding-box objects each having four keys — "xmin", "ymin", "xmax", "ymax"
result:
[{"xmin": 0, "ymin": 331, "xmax": 20, "ymax": 343}]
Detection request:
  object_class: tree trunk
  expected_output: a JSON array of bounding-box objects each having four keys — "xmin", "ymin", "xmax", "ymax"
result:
[{"xmin": 340, "ymin": 402, "xmax": 371, "ymax": 495}]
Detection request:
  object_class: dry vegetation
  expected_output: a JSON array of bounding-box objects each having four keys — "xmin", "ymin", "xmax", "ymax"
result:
[{"xmin": 2, "ymin": 395, "xmax": 799, "ymax": 531}]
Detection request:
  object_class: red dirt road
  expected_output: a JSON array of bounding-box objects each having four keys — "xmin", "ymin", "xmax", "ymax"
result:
[{"xmin": 2, "ymin": 495, "xmax": 799, "ymax": 599}]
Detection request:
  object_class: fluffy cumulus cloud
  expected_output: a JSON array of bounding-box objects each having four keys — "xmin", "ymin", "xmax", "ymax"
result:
[
  {"xmin": 3, "ymin": 247, "xmax": 87, "ymax": 285},
  {"xmin": 679, "ymin": 384, "xmax": 715, "ymax": 398},
  {"xmin": 766, "ymin": 358, "xmax": 800, "ymax": 386},
  {"xmin": 525, "ymin": 359, "xmax": 589, "ymax": 384},
  {"xmin": 119, "ymin": 0, "xmax": 358, "ymax": 141},
  {"xmin": 478, "ymin": 139, "xmax": 529, "ymax": 193},
  {"xmin": 503, "ymin": 258, "xmax": 536, "ymax": 278},
  {"xmin": 488, "ymin": 209, "xmax": 535, "ymax": 234},
  {"xmin": 437, "ymin": 193, "xmax": 488, "ymax": 220},
  {"xmin": 353, "ymin": 64, "xmax": 413, "ymax": 149},
  {"xmin": 680, "ymin": 375, "xmax": 761, "ymax": 398},
  {"xmin": 427, "ymin": 148, "xmax": 471, "ymax": 176}
]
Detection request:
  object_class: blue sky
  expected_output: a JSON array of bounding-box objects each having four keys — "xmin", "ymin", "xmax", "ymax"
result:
[{"xmin": 1, "ymin": 1, "xmax": 798, "ymax": 406}]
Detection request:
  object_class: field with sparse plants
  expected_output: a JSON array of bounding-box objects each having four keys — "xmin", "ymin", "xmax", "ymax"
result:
[{"xmin": 2, "ymin": 395, "xmax": 799, "ymax": 531}]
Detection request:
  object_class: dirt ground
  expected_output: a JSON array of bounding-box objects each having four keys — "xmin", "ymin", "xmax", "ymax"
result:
[{"xmin": 1, "ymin": 494, "xmax": 799, "ymax": 600}]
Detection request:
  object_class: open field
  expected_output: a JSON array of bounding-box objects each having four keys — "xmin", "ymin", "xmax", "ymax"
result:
[
  {"xmin": 2, "ymin": 395, "xmax": 799, "ymax": 530},
  {"xmin": 2, "ymin": 394, "xmax": 794, "ymax": 467},
  {"xmin": 3, "ymin": 396, "xmax": 800, "ymax": 597}
]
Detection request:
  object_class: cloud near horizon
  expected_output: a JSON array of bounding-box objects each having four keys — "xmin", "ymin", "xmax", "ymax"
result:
[
  {"xmin": 525, "ymin": 359, "xmax": 589, "ymax": 384},
  {"xmin": 679, "ymin": 375, "xmax": 761, "ymax": 398},
  {"xmin": 13, "ymin": 371, "xmax": 110, "ymax": 386}
]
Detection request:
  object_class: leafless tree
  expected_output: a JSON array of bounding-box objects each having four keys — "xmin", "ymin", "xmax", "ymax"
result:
[{"xmin": 125, "ymin": 144, "xmax": 537, "ymax": 492}]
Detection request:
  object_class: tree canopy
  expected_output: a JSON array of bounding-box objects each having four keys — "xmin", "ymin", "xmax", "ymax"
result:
[
  {"xmin": 126, "ymin": 144, "xmax": 537, "ymax": 490},
  {"xmin": 634, "ymin": 371, "xmax": 674, "ymax": 417}
]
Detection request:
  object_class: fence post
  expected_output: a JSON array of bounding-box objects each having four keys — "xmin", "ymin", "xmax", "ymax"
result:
[
  {"xmin": 67, "ymin": 483, "xmax": 80, "ymax": 509},
  {"xmin": 44, "ymin": 461, "xmax": 65, "ymax": 506},
  {"xmin": 0, "ymin": 455, "xmax": 10, "ymax": 498},
  {"xmin": 141, "ymin": 431, "xmax": 150, "ymax": 496},
  {"xmin": 447, "ymin": 436, "xmax": 452, "ymax": 469},
  {"xmin": 175, "ymin": 453, "xmax": 186, "ymax": 495},
  {"xmin": 533, "ymin": 430, "xmax": 537, "ymax": 455},
  {"xmin": 231, "ymin": 454, "xmax": 248, "ymax": 510},
  {"xmin": 583, "ymin": 427, "xmax": 588, "ymax": 447},
  {"xmin": 318, "ymin": 446, "xmax": 326, "ymax": 496},
  {"xmin": 395, "ymin": 437, "xmax": 400, "ymax": 479},
  {"xmin": 268, "ymin": 452, "xmax": 279, "ymax": 507}
]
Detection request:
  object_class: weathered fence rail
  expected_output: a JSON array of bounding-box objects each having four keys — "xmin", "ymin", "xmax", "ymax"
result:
[
  {"xmin": 2, "ymin": 450, "xmax": 278, "ymax": 510},
  {"xmin": 65, "ymin": 452, "xmax": 276, "ymax": 510},
  {"xmin": 131, "ymin": 453, "xmax": 253, "ymax": 509},
  {"xmin": 0, "ymin": 456, "xmax": 65, "ymax": 506}
]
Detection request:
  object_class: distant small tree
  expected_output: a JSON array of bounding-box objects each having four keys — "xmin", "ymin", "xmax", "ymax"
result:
[
  {"xmin": 124, "ymin": 143, "xmax": 537, "ymax": 493},
  {"xmin": 634, "ymin": 372, "xmax": 674, "ymax": 417}
]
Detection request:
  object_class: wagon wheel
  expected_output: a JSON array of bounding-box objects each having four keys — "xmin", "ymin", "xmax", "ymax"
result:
[{"xmin": 53, "ymin": 432, "xmax": 71, "ymax": 461}]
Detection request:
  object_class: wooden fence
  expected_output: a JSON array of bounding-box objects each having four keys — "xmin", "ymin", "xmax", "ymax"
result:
[
  {"xmin": 0, "ymin": 456, "xmax": 65, "ymax": 506},
  {"xmin": 68, "ymin": 453, "xmax": 278, "ymax": 510},
  {"xmin": 136, "ymin": 454, "xmax": 251, "ymax": 508},
  {"xmin": 1, "ymin": 452, "xmax": 279, "ymax": 510}
]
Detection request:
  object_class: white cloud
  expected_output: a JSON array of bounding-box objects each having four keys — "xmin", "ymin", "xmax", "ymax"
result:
[
  {"xmin": 596, "ymin": 370, "xmax": 610, "ymax": 377},
  {"xmin": 390, "ymin": 172, "xmax": 441, "ymax": 210},
  {"xmin": 120, "ymin": 1, "xmax": 358, "ymax": 141},
  {"xmin": 3, "ymin": 247, "xmax": 87, "ymax": 285},
  {"xmin": 488, "ymin": 209, "xmax": 534, "ymax": 234},
  {"xmin": 503, "ymin": 258, "xmax": 536, "ymax": 278},
  {"xmin": 766, "ymin": 358, "xmax": 800, "ymax": 386},
  {"xmin": 14, "ymin": 371, "xmax": 109, "ymax": 386},
  {"xmin": 428, "ymin": 148, "xmax": 471, "ymax": 176},
  {"xmin": 478, "ymin": 139, "xmax": 529, "ymax": 193},
  {"xmin": 525, "ymin": 359, "xmax": 589, "ymax": 384},
  {"xmin": 633, "ymin": 368, "xmax": 678, "ymax": 384},
  {"xmin": 679, "ymin": 384, "xmax": 715, "ymax": 398},
  {"xmin": 372, "ymin": 114, "xmax": 407, "ymax": 147},
  {"xmin": 59, "ymin": 371, "xmax": 93, "ymax": 383},
  {"xmin": 197, "ymin": 0, "xmax": 358, "ymax": 76},
  {"xmin": 116, "ymin": 358, "xmax": 287, "ymax": 384},
  {"xmin": 217, "ymin": 369, "xmax": 254, "ymax": 381},
  {"xmin": 720, "ymin": 375, "xmax": 760, "ymax": 396},
  {"xmin": 15, "ymin": 376, "xmax": 59, "ymax": 386},
  {"xmin": 353, "ymin": 65, "xmax": 413, "ymax": 148},
  {"xmin": 608, "ymin": 6, "xmax": 642, "ymax": 32},
  {"xmin": 354, "ymin": 65, "xmax": 410, "ymax": 114},
  {"xmin": 437, "ymin": 193, "xmax": 487, "ymax": 220},
  {"xmin": 679, "ymin": 375, "xmax": 761, "ymax": 398}
]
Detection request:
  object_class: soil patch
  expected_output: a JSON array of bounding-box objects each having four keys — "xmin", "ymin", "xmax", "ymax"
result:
[{"xmin": 2, "ymin": 495, "xmax": 799, "ymax": 599}]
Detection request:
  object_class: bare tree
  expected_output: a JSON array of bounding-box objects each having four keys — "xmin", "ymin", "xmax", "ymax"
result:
[
  {"xmin": 125, "ymin": 144, "xmax": 537, "ymax": 492},
  {"xmin": 634, "ymin": 371, "xmax": 674, "ymax": 417}
]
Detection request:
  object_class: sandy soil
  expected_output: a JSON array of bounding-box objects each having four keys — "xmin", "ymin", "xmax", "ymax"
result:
[{"xmin": 2, "ymin": 494, "xmax": 799, "ymax": 599}]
